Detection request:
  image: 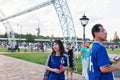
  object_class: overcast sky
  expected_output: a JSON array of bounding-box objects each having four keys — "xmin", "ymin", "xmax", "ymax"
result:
[{"xmin": 0, "ymin": 0, "xmax": 120, "ymax": 40}]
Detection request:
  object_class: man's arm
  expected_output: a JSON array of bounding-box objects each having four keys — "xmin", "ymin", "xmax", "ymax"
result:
[{"xmin": 100, "ymin": 63, "xmax": 120, "ymax": 73}]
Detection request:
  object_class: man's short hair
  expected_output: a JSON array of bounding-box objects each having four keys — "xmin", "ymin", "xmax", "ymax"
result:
[{"xmin": 91, "ymin": 24, "xmax": 103, "ymax": 38}]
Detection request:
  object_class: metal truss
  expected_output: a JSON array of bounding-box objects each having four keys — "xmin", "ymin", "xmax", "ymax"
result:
[
  {"xmin": 0, "ymin": 9, "xmax": 16, "ymax": 48},
  {"xmin": 52, "ymin": 0, "xmax": 77, "ymax": 45}
]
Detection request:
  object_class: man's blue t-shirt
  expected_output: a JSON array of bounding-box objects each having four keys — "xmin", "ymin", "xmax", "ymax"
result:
[
  {"xmin": 46, "ymin": 54, "xmax": 69, "ymax": 80},
  {"xmin": 89, "ymin": 41, "xmax": 114, "ymax": 80}
]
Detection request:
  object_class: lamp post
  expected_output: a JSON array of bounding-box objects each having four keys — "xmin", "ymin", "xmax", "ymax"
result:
[{"xmin": 80, "ymin": 14, "xmax": 89, "ymax": 41}]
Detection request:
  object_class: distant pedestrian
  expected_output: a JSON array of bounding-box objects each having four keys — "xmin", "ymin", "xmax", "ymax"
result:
[
  {"xmin": 24, "ymin": 43, "xmax": 27, "ymax": 52},
  {"xmin": 29, "ymin": 43, "xmax": 33, "ymax": 52},
  {"xmin": 15, "ymin": 43, "xmax": 20, "ymax": 52},
  {"xmin": 65, "ymin": 43, "xmax": 74, "ymax": 80},
  {"xmin": 41, "ymin": 43, "xmax": 44, "ymax": 52},
  {"xmin": 80, "ymin": 42, "xmax": 90, "ymax": 80},
  {"xmin": 111, "ymin": 44, "xmax": 115, "ymax": 51}
]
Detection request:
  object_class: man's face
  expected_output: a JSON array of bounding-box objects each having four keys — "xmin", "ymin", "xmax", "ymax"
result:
[{"xmin": 95, "ymin": 26, "xmax": 107, "ymax": 41}]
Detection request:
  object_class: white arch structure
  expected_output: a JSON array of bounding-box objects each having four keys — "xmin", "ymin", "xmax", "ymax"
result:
[{"xmin": 0, "ymin": 0, "xmax": 78, "ymax": 49}]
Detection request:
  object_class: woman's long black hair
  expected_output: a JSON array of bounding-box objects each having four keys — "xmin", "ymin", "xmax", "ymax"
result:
[{"xmin": 51, "ymin": 40, "xmax": 65, "ymax": 56}]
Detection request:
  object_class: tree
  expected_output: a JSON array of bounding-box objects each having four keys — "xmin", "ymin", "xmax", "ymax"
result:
[
  {"xmin": 26, "ymin": 33, "xmax": 35, "ymax": 42},
  {"xmin": 113, "ymin": 31, "xmax": 119, "ymax": 43},
  {"xmin": 0, "ymin": 33, "xmax": 7, "ymax": 38}
]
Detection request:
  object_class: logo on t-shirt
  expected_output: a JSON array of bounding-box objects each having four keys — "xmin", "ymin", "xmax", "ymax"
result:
[{"xmin": 61, "ymin": 57, "xmax": 65, "ymax": 64}]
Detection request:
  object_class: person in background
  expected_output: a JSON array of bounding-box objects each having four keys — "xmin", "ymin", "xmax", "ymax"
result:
[
  {"xmin": 89, "ymin": 24, "xmax": 120, "ymax": 80},
  {"xmin": 65, "ymin": 43, "xmax": 74, "ymax": 80},
  {"xmin": 29, "ymin": 43, "xmax": 33, "ymax": 52},
  {"xmin": 24, "ymin": 43, "xmax": 27, "ymax": 52},
  {"xmin": 41, "ymin": 43, "xmax": 44, "ymax": 52},
  {"xmin": 111, "ymin": 44, "xmax": 115, "ymax": 51},
  {"xmin": 45, "ymin": 40, "xmax": 69, "ymax": 80},
  {"xmin": 80, "ymin": 42, "xmax": 90, "ymax": 80},
  {"xmin": 15, "ymin": 42, "xmax": 20, "ymax": 52},
  {"xmin": 89, "ymin": 43, "xmax": 93, "ymax": 50}
]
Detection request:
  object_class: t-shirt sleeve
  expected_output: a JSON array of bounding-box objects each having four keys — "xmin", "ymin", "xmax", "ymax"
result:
[
  {"xmin": 97, "ymin": 46, "xmax": 111, "ymax": 68},
  {"xmin": 45, "ymin": 55, "xmax": 51, "ymax": 67},
  {"xmin": 64, "ymin": 54, "xmax": 69, "ymax": 67}
]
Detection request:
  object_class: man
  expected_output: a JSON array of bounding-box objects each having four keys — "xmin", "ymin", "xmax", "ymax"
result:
[{"xmin": 89, "ymin": 24, "xmax": 120, "ymax": 80}]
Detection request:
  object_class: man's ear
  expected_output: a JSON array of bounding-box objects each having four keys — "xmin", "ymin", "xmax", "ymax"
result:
[{"xmin": 94, "ymin": 32, "xmax": 98, "ymax": 37}]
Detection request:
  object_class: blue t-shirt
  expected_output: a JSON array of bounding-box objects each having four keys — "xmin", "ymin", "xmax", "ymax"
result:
[
  {"xmin": 46, "ymin": 54, "xmax": 69, "ymax": 80},
  {"xmin": 89, "ymin": 41, "xmax": 114, "ymax": 80}
]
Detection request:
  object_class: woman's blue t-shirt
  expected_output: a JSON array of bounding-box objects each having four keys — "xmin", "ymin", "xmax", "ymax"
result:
[{"xmin": 46, "ymin": 54, "xmax": 69, "ymax": 80}]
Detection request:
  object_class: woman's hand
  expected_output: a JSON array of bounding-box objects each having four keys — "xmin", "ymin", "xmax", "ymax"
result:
[
  {"xmin": 46, "ymin": 66, "xmax": 61, "ymax": 74},
  {"xmin": 60, "ymin": 66, "xmax": 67, "ymax": 73},
  {"xmin": 52, "ymin": 69, "xmax": 61, "ymax": 74}
]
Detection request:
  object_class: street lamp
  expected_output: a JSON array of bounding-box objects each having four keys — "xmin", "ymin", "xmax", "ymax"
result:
[{"xmin": 80, "ymin": 14, "xmax": 89, "ymax": 41}]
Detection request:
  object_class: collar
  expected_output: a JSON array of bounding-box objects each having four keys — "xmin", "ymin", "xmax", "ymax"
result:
[{"xmin": 93, "ymin": 41, "xmax": 103, "ymax": 45}]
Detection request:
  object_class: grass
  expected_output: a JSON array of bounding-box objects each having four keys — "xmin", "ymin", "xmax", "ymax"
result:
[
  {"xmin": 0, "ymin": 47, "xmax": 8, "ymax": 52},
  {"xmin": 3, "ymin": 52, "xmax": 82, "ymax": 74},
  {"xmin": 75, "ymin": 56, "xmax": 82, "ymax": 74},
  {"xmin": 4, "ymin": 52, "xmax": 50, "ymax": 65},
  {"xmin": 107, "ymin": 48, "xmax": 120, "ymax": 54}
]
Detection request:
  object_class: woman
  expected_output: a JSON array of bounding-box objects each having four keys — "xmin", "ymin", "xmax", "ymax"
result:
[
  {"xmin": 45, "ymin": 40, "xmax": 69, "ymax": 80},
  {"xmin": 80, "ymin": 42, "xmax": 90, "ymax": 80}
]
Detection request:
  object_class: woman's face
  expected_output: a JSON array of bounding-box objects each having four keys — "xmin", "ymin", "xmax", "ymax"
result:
[
  {"xmin": 84, "ymin": 42, "xmax": 89, "ymax": 47},
  {"xmin": 53, "ymin": 42, "xmax": 60, "ymax": 52}
]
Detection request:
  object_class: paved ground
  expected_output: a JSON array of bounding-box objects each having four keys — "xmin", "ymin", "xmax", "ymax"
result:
[
  {"xmin": 0, "ymin": 54, "xmax": 84, "ymax": 80},
  {"xmin": 0, "ymin": 53, "xmax": 120, "ymax": 80}
]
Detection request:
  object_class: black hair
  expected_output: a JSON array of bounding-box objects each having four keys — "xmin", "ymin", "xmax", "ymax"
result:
[
  {"xmin": 67, "ymin": 42, "xmax": 71, "ymax": 45},
  {"xmin": 52, "ymin": 40, "xmax": 65, "ymax": 56},
  {"xmin": 91, "ymin": 24, "xmax": 103, "ymax": 38}
]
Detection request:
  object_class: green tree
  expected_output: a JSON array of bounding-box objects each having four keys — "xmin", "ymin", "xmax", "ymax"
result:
[
  {"xmin": 0, "ymin": 33, "xmax": 7, "ymax": 38},
  {"xmin": 26, "ymin": 33, "xmax": 35, "ymax": 42},
  {"xmin": 113, "ymin": 31, "xmax": 119, "ymax": 43}
]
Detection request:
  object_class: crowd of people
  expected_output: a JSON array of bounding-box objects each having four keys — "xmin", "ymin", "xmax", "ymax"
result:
[{"xmin": 45, "ymin": 23, "xmax": 120, "ymax": 80}]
